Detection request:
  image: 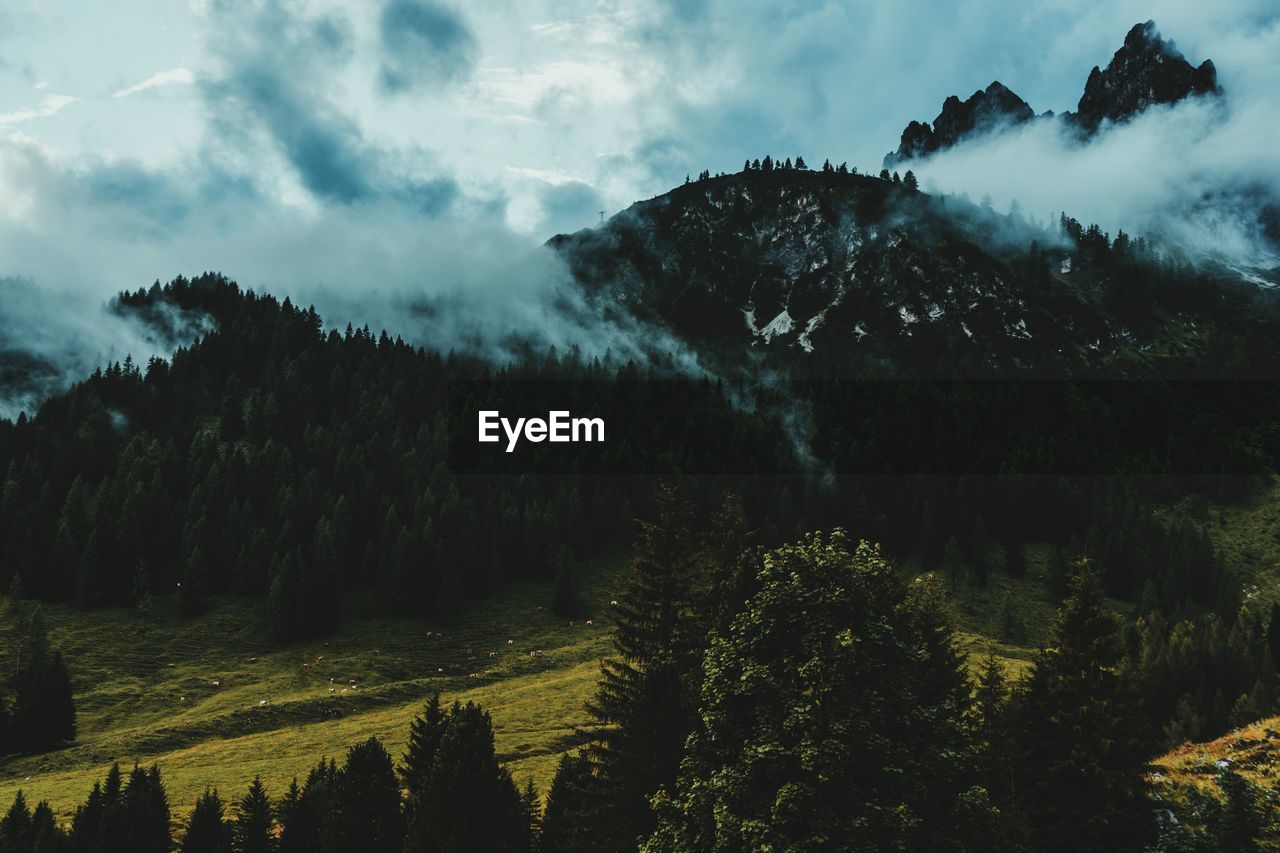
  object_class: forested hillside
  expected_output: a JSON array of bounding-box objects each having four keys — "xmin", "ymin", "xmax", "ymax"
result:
[{"xmin": 4, "ymin": 167, "xmax": 1280, "ymax": 849}]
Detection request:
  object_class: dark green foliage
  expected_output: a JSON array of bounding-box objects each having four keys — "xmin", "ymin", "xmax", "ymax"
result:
[
  {"xmin": 0, "ymin": 791, "xmax": 32, "ymax": 853},
  {"xmin": 586, "ymin": 484, "xmax": 702, "ymax": 850},
  {"xmin": 182, "ymin": 789, "xmax": 232, "ymax": 853},
  {"xmin": 400, "ymin": 694, "xmax": 445, "ymax": 813},
  {"xmin": 1016, "ymin": 571, "xmax": 1151, "ymax": 852},
  {"xmin": 403, "ymin": 701, "xmax": 528, "ymax": 853},
  {"xmin": 334, "ymin": 739, "xmax": 402, "ymax": 853},
  {"xmin": 645, "ymin": 532, "xmax": 981, "ymax": 851},
  {"xmin": 122, "ymin": 765, "xmax": 171, "ymax": 853},
  {"xmin": 232, "ymin": 777, "xmax": 273, "ymax": 853},
  {"xmin": 10, "ymin": 607, "xmax": 76, "ymax": 753},
  {"xmin": 277, "ymin": 764, "xmax": 339, "ymax": 853},
  {"xmin": 28, "ymin": 800, "xmax": 66, "ymax": 853},
  {"xmin": 540, "ymin": 753, "xmax": 597, "ymax": 853}
]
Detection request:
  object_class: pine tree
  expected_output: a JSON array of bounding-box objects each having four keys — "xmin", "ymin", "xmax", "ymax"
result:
[
  {"xmin": 406, "ymin": 702, "xmax": 527, "ymax": 852},
  {"xmin": 903, "ymin": 170, "xmax": 919, "ymax": 191},
  {"xmin": 0, "ymin": 791, "xmax": 33, "ymax": 853},
  {"xmin": 182, "ymin": 789, "xmax": 231, "ymax": 853},
  {"xmin": 334, "ymin": 738, "xmax": 403, "ymax": 853},
  {"xmin": 586, "ymin": 484, "xmax": 700, "ymax": 850},
  {"xmin": 71, "ymin": 763, "xmax": 126, "ymax": 853},
  {"xmin": 12, "ymin": 610, "xmax": 75, "ymax": 753},
  {"xmin": 1017, "ymin": 571, "xmax": 1150, "ymax": 852},
  {"xmin": 232, "ymin": 777, "xmax": 273, "ymax": 853},
  {"xmin": 401, "ymin": 694, "xmax": 445, "ymax": 809},
  {"xmin": 540, "ymin": 753, "xmax": 596, "ymax": 853},
  {"xmin": 27, "ymin": 799, "xmax": 65, "ymax": 853},
  {"xmin": 122, "ymin": 764, "xmax": 171, "ymax": 853}
]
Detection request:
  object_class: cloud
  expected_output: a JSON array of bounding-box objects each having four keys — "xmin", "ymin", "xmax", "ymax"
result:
[
  {"xmin": 2, "ymin": 0, "xmax": 1280, "ymax": 417},
  {"xmin": 378, "ymin": 0, "xmax": 477, "ymax": 92},
  {"xmin": 0, "ymin": 93, "xmax": 76, "ymax": 126},
  {"xmin": 113, "ymin": 67, "xmax": 195, "ymax": 98}
]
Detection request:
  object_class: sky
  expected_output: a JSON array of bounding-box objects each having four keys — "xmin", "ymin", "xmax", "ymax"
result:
[{"xmin": 0, "ymin": 0, "xmax": 1278, "ymax": 413}]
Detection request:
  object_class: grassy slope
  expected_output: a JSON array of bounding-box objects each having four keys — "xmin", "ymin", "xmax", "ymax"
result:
[{"xmin": 0, "ymin": 557, "xmax": 628, "ymax": 823}]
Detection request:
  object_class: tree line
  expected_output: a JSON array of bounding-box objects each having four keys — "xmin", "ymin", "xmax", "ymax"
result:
[{"xmin": 4, "ymin": 490, "xmax": 1277, "ymax": 850}]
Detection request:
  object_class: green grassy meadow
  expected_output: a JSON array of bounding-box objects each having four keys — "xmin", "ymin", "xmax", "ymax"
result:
[{"xmin": 0, "ymin": 557, "xmax": 628, "ymax": 823}]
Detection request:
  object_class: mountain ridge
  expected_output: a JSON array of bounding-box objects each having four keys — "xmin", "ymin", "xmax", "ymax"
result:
[{"xmin": 884, "ymin": 20, "xmax": 1222, "ymax": 167}]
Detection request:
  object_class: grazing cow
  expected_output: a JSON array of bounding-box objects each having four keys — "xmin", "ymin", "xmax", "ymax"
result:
[
  {"xmin": 610, "ymin": 600, "xmax": 618, "ymax": 606},
  {"xmin": 259, "ymin": 700, "xmax": 267, "ymax": 706},
  {"xmin": 437, "ymin": 667, "xmax": 444, "ymax": 673},
  {"xmin": 211, "ymin": 680, "xmax": 221, "ymax": 688},
  {"xmin": 507, "ymin": 639, "xmax": 514, "ymax": 645},
  {"xmin": 469, "ymin": 673, "xmax": 479, "ymax": 679},
  {"xmin": 247, "ymin": 657, "xmax": 258, "ymax": 664},
  {"xmin": 328, "ymin": 688, "xmax": 335, "ymax": 695},
  {"xmin": 349, "ymin": 678, "xmax": 357, "ymax": 685},
  {"xmin": 166, "ymin": 662, "xmax": 176, "ymax": 668},
  {"xmin": 586, "ymin": 620, "xmax": 593, "ymax": 626}
]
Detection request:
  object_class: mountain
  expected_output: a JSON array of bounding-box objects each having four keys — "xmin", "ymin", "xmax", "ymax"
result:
[
  {"xmin": 885, "ymin": 20, "xmax": 1221, "ymax": 167},
  {"xmin": 1068, "ymin": 20, "xmax": 1221, "ymax": 134},
  {"xmin": 552, "ymin": 166, "xmax": 1278, "ymax": 370},
  {"xmin": 889, "ymin": 82, "xmax": 1036, "ymax": 165}
]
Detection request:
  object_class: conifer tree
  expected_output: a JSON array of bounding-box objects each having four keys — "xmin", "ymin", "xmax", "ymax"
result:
[
  {"xmin": 0, "ymin": 790, "xmax": 32, "ymax": 853},
  {"xmin": 540, "ymin": 753, "xmax": 597, "ymax": 853},
  {"xmin": 401, "ymin": 694, "xmax": 445, "ymax": 809},
  {"xmin": 334, "ymin": 738, "xmax": 403, "ymax": 853},
  {"xmin": 232, "ymin": 777, "xmax": 273, "ymax": 853},
  {"xmin": 122, "ymin": 764, "xmax": 171, "ymax": 853},
  {"xmin": 586, "ymin": 484, "xmax": 700, "ymax": 849},
  {"xmin": 406, "ymin": 702, "xmax": 527, "ymax": 852},
  {"xmin": 182, "ymin": 789, "xmax": 232, "ymax": 853},
  {"xmin": 27, "ymin": 799, "xmax": 65, "ymax": 853},
  {"xmin": 1016, "ymin": 570, "xmax": 1150, "ymax": 852}
]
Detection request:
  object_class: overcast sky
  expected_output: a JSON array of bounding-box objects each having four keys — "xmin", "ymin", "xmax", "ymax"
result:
[{"xmin": 0, "ymin": 0, "xmax": 1277, "ymax": 308}]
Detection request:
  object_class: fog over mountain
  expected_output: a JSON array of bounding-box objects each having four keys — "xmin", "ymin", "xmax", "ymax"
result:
[{"xmin": 1, "ymin": 1, "xmax": 1278, "ymax": 415}]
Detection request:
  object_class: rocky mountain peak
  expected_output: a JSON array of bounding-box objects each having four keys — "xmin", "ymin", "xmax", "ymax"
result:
[
  {"xmin": 1069, "ymin": 20, "xmax": 1221, "ymax": 133},
  {"xmin": 887, "ymin": 81, "xmax": 1034, "ymax": 166},
  {"xmin": 885, "ymin": 20, "xmax": 1223, "ymax": 167}
]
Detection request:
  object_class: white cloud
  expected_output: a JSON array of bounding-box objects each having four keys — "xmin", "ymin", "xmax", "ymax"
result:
[
  {"xmin": 0, "ymin": 94, "xmax": 77, "ymax": 126},
  {"xmin": 113, "ymin": 67, "xmax": 195, "ymax": 98}
]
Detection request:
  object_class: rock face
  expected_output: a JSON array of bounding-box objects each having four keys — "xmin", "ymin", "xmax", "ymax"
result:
[
  {"xmin": 888, "ymin": 82, "xmax": 1035, "ymax": 165},
  {"xmin": 1068, "ymin": 20, "xmax": 1221, "ymax": 133},
  {"xmin": 885, "ymin": 20, "xmax": 1221, "ymax": 167}
]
